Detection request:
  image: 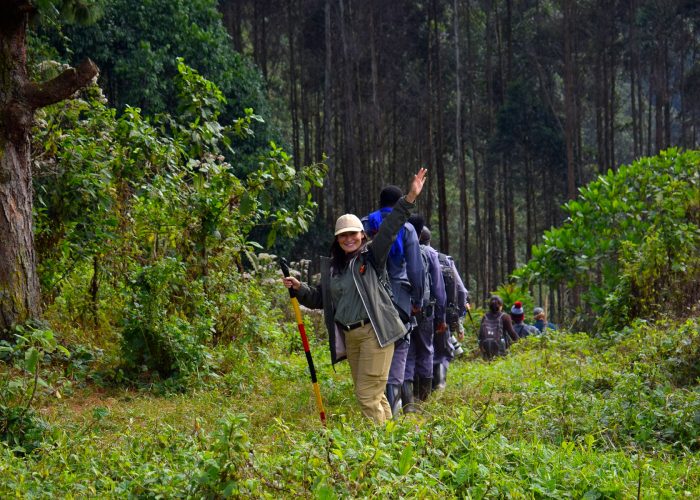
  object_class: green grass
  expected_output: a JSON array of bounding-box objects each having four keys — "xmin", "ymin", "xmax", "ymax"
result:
[{"xmin": 1, "ymin": 317, "xmax": 699, "ymax": 498}]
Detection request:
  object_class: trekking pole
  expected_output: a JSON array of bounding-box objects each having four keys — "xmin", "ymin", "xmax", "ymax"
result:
[
  {"xmin": 279, "ymin": 258, "xmax": 327, "ymax": 426},
  {"xmin": 466, "ymin": 307, "xmax": 475, "ymax": 326}
]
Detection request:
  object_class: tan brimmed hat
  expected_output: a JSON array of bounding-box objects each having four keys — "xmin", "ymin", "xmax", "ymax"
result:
[{"xmin": 334, "ymin": 214, "xmax": 364, "ymax": 235}]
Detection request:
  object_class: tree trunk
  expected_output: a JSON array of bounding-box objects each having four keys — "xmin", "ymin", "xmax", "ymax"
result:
[
  {"xmin": 286, "ymin": 0, "xmax": 300, "ymax": 169},
  {"xmin": 454, "ymin": 0, "xmax": 470, "ymax": 287},
  {"xmin": 430, "ymin": 0, "xmax": 449, "ymax": 254},
  {"xmin": 563, "ymin": 0, "xmax": 576, "ymax": 199},
  {"xmin": 0, "ymin": 3, "xmax": 98, "ymax": 334},
  {"xmin": 323, "ymin": 0, "xmax": 336, "ymax": 225}
]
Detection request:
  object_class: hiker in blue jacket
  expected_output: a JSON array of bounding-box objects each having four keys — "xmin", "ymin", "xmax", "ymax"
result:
[
  {"xmin": 533, "ymin": 307, "xmax": 557, "ymax": 333},
  {"xmin": 363, "ymin": 185, "xmax": 424, "ymax": 416}
]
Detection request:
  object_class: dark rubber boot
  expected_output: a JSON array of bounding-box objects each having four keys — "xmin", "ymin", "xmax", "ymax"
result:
[
  {"xmin": 432, "ymin": 364, "xmax": 447, "ymax": 390},
  {"xmin": 417, "ymin": 376, "xmax": 433, "ymax": 401},
  {"xmin": 401, "ymin": 380, "xmax": 417, "ymax": 413},
  {"xmin": 385, "ymin": 383, "xmax": 402, "ymax": 417}
]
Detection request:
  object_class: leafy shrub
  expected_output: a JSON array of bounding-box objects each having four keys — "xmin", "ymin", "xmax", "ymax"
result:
[
  {"xmin": 489, "ymin": 282, "xmax": 536, "ymax": 319},
  {"xmin": 120, "ymin": 257, "xmax": 213, "ymax": 380},
  {"xmin": 516, "ymin": 148, "xmax": 700, "ymax": 330},
  {"xmin": 0, "ymin": 323, "xmax": 67, "ymax": 452},
  {"xmin": 192, "ymin": 413, "xmax": 256, "ymax": 496}
]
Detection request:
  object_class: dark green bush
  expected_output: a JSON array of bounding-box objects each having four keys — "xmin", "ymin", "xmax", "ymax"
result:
[{"xmin": 120, "ymin": 257, "xmax": 212, "ymax": 380}]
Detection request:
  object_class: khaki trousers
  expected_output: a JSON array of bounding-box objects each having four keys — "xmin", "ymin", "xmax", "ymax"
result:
[{"xmin": 344, "ymin": 322, "xmax": 394, "ymax": 424}]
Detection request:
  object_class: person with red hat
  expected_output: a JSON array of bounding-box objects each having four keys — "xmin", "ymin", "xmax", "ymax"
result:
[{"xmin": 509, "ymin": 301, "xmax": 539, "ymax": 338}]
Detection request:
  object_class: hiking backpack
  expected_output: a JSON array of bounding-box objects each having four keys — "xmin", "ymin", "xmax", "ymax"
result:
[
  {"xmin": 418, "ymin": 245, "xmax": 432, "ymax": 310},
  {"xmin": 437, "ymin": 253, "xmax": 456, "ymax": 306},
  {"xmin": 438, "ymin": 253, "xmax": 459, "ymax": 326},
  {"xmin": 513, "ymin": 322, "xmax": 530, "ymax": 339},
  {"xmin": 479, "ymin": 312, "xmax": 505, "ymax": 360}
]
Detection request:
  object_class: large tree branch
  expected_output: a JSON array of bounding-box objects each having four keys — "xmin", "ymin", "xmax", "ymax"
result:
[{"xmin": 23, "ymin": 58, "xmax": 99, "ymax": 110}]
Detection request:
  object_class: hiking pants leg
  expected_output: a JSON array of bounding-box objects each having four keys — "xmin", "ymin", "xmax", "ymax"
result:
[
  {"xmin": 387, "ymin": 337, "xmax": 409, "ymax": 386},
  {"xmin": 433, "ymin": 329, "xmax": 452, "ymax": 370},
  {"xmin": 414, "ymin": 316, "xmax": 435, "ymax": 379},
  {"xmin": 345, "ymin": 323, "xmax": 394, "ymax": 424},
  {"xmin": 404, "ymin": 330, "xmax": 418, "ymax": 383}
]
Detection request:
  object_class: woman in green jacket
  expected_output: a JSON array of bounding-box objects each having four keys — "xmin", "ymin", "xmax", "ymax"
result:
[{"xmin": 282, "ymin": 168, "xmax": 427, "ymax": 423}]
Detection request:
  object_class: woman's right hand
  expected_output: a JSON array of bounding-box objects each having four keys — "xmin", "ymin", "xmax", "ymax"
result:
[{"xmin": 282, "ymin": 276, "xmax": 301, "ymax": 291}]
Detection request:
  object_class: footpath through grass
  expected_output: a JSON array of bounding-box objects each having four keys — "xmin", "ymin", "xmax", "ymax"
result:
[{"xmin": 1, "ymin": 318, "xmax": 699, "ymax": 497}]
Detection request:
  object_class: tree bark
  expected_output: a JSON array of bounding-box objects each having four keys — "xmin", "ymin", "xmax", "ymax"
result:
[
  {"xmin": 429, "ymin": 0, "xmax": 449, "ymax": 254},
  {"xmin": 286, "ymin": 0, "xmax": 300, "ymax": 169},
  {"xmin": 0, "ymin": 2, "xmax": 98, "ymax": 333},
  {"xmin": 563, "ymin": 0, "xmax": 576, "ymax": 199},
  {"xmin": 323, "ymin": 0, "xmax": 335, "ymax": 225},
  {"xmin": 454, "ymin": 0, "xmax": 470, "ymax": 287}
]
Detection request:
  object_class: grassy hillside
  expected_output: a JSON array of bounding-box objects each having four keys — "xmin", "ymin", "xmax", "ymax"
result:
[{"xmin": 1, "ymin": 305, "xmax": 698, "ymax": 497}]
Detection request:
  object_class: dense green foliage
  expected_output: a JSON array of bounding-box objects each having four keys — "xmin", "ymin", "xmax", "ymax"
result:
[
  {"xmin": 516, "ymin": 149, "xmax": 700, "ymax": 329},
  {"xmin": 1, "ymin": 4, "xmax": 698, "ymax": 497},
  {"xmin": 0, "ymin": 306, "xmax": 697, "ymax": 496},
  {"xmin": 30, "ymin": 60, "xmax": 324, "ymax": 383},
  {"xmin": 47, "ymin": 0, "xmax": 265, "ymax": 123}
]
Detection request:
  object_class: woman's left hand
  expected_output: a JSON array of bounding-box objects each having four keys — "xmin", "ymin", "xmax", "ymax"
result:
[{"xmin": 406, "ymin": 167, "xmax": 427, "ymax": 203}]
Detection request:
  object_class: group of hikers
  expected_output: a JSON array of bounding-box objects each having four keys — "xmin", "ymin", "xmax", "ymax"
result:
[
  {"xmin": 281, "ymin": 169, "xmax": 555, "ymax": 424},
  {"xmin": 477, "ymin": 296, "xmax": 556, "ymax": 361}
]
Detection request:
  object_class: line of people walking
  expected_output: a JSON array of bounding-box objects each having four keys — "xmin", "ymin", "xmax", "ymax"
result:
[{"xmin": 282, "ymin": 170, "xmax": 555, "ymax": 424}]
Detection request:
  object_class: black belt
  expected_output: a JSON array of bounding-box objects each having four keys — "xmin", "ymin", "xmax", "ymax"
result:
[{"xmin": 339, "ymin": 318, "xmax": 370, "ymax": 331}]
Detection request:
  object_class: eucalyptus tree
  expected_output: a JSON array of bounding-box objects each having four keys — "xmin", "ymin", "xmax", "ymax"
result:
[{"xmin": 0, "ymin": 0, "xmax": 99, "ymax": 334}]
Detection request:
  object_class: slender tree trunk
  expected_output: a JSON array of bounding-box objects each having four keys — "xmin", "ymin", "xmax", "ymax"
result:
[
  {"xmin": 454, "ymin": 0, "xmax": 470, "ymax": 288},
  {"xmin": 219, "ymin": 0, "xmax": 243, "ymax": 53},
  {"xmin": 429, "ymin": 0, "xmax": 449, "ymax": 254},
  {"xmin": 608, "ymin": 45, "xmax": 616, "ymax": 170},
  {"xmin": 485, "ymin": 0, "xmax": 497, "ymax": 292},
  {"xmin": 563, "ymin": 0, "xmax": 576, "ymax": 199},
  {"xmin": 323, "ymin": 0, "xmax": 336, "ymax": 225},
  {"xmin": 662, "ymin": 39, "xmax": 671, "ymax": 149},
  {"xmin": 287, "ymin": 0, "xmax": 300, "ymax": 169},
  {"xmin": 504, "ymin": 160, "xmax": 515, "ymax": 275},
  {"xmin": 525, "ymin": 154, "xmax": 533, "ymax": 262},
  {"xmin": 0, "ymin": 3, "xmax": 98, "ymax": 334},
  {"xmin": 465, "ymin": 0, "xmax": 481, "ymax": 299},
  {"xmin": 338, "ymin": 0, "xmax": 354, "ymax": 211}
]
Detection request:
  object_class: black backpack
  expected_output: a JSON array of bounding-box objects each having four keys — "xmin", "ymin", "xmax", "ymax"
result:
[{"xmin": 479, "ymin": 312, "xmax": 504, "ymax": 360}]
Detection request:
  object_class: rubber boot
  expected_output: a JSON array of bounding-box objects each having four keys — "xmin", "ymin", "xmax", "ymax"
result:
[
  {"xmin": 385, "ymin": 383, "xmax": 403, "ymax": 417},
  {"xmin": 401, "ymin": 380, "xmax": 417, "ymax": 413},
  {"xmin": 432, "ymin": 364, "xmax": 447, "ymax": 390},
  {"xmin": 417, "ymin": 376, "xmax": 433, "ymax": 401}
]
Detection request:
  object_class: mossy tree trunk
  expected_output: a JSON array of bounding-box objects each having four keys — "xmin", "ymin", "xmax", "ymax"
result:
[{"xmin": 0, "ymin": 1, "xmax": 97, "ymax": 335}]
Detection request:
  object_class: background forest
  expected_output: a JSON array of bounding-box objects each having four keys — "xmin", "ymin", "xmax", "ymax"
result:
[
  {"xmin": 43, "ymin": 0, "xmax": 700, "ymax": 313},
  {"xmin": 0, "ymin": 0, "xmax": 699, "ymax": 497}
]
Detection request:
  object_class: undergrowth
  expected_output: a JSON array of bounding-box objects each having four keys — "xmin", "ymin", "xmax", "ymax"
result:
[{"xmin": 1, "ymin": 312, "xmax": 698, "ymax": 497}]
